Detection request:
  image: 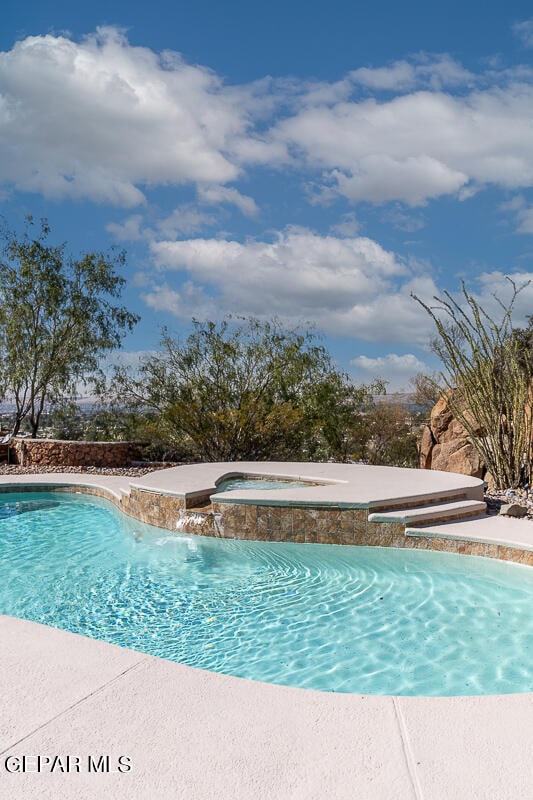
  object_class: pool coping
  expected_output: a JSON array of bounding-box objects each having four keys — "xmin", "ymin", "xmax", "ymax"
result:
[{"xmin": 1, "ymin": 465, "xmax": 533, "ymax": 797}]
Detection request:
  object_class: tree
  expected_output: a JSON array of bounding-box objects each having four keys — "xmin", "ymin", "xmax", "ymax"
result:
[
  {"xmin": 412, "ymin": 280, "xmax": 533, "ymax": 488},
  {"xmin": 0, "ymin": 217, "xmax": 139, "ymax": 437},
  {"xmin": 111, "ymin": 317, "xmax": 379, "ymax": 462},
  {"xmin": 363, "ymin": 401, "xmax": 419, "ymax": 467},
  {"xmin": 408, "ymin": 372, "xmax": 443, "ymax": 416}
]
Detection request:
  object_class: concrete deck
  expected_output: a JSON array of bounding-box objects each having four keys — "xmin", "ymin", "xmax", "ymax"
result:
[
  {"xmin": 127, "ymin": 461, "xmax": 484, "ymax": 506},
  {"xmin": 407, "ymin": 513, "xmax": 533, "ymax": 551},
  {"xmin": 1, "ymin": 616, "xmax": 532, "ymax": 800},
  {"xmin": 0, "ymin": 461, "xmax": 484, "ymax": 508}
]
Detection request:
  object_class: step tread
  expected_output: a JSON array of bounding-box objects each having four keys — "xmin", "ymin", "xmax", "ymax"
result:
[{"xmin": 368, "ymin": 499, "xmax": 486, "ymax": 523}]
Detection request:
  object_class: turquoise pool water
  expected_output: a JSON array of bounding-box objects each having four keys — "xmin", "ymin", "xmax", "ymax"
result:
[
  {"xmin": 1, "ymin": 491, "xmax": 533, "ymax": 696},
  {"xmin": 215, "ymin": 478, "xmax": 312, "ymax": 492}
]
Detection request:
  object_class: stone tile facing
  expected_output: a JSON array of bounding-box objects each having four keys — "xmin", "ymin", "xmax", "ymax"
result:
[
  {"xmin": 120, "ymin": 488, "xmax": 186, "ymax": 530},
  {"xmin": 2, "ymin": 481, "xmax": 533, "ymax": 568}
]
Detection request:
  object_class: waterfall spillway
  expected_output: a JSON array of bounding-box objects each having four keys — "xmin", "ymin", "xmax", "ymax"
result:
[
  {"xmin": 213, "ymin": 513, "xmax": 224, "ymax": 537},
  {"xmin": 175, "ymin": 508, "xmax": 216, "ymax": 536}
]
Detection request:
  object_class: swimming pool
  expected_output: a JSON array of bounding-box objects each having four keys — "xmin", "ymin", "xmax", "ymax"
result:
[{"xmin": 1, "ymin": 491, "xmax": 532, "ymax": 696}]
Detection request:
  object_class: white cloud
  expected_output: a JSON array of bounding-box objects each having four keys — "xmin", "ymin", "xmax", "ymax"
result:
[
  {"xmin": 197, "ymin": 185, "xmax": 259, "ymax": 216},
  {"xmin": 155, "ymin": 206, "xmax": 219, "ymax": 238},
  {"xmin": 350, "ymin": 62, "xmax": 417, "ymax": 92},
  {"xmin": 273, "ymin": 82, "xmax": 533, "ymax": 205},
  {"xmin": 350, "ymin": 353, "xmax": 429, "ymax": 390},
  {"xmin": 0, "ymin": 27, "xmax": 253, "ymax": 204},
  {"xmin": 517, "ymin": 209, "xmax": 533, "ymax": 234},
  {"xmin": 332, "ymin": 156, "xmax": 468, "ymax": 206},
  {"xmin": 106, "ymin": 214, "xmax": 146, "ymax": 241},
  {"xmin": 147, "ymin": 227, "xmax": 440, "ymax": 343},
  {"xmin": 107, "ymin": 205, "xmax": 219, "ymax": 242},
  {"xmin": 500, "ymin": 194, "xmax": 533, "ymax": 233},
  {"xmin": 470, "ymin": 270, "xmax": 533, "ymax": 325},
  {"xmin": 330, "ymin": 212, "xmax": 361, "ymax": 236},
  {"xmin": 142, "ymin": 280, "xmax": 217, "ymax": 320},
  {"xmin": 513, "ymin": 18, "xmax": 533, "ymax": 48},
  {"xmin": 350, "ymin": 55, "xmax": 473, "ymax": 92},
  {"xmin": 6, "ymin": 30, "xmax": 533, "ymax": 214}
]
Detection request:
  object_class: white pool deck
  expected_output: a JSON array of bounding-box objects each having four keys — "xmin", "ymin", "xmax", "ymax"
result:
[
  {"xmin": 1, "ymin": 464, "xmax": 533, "ymax": 798},
  {"xmin": 0, "ymin": 460, "xmax": 486, "ymax": 505}
]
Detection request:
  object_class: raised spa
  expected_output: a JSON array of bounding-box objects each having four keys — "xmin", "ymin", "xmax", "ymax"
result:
[
  {"xmin": 215, "ymin": 477, "xmax": 312, "ymax": 493},
  {"xmin": 1, "ymin": 491, "xmax": 532, "ymax": 696}
]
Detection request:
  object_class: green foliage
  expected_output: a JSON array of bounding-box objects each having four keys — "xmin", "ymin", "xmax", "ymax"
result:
[
  {"xmin": 45, "ymin": 403, "xmax": 87, "ymax": 440},
  {"xmin": 112, "ymin": 317, "xmax": 380, "ymax": 462},
  {"xmin": 408, "ymin": 371, "xmax": 443, "ymax": 422},
  {"xmin": 413, "ymin": 280, "xmax": 533, "ymax": 488},
  {"xmin": 0, "ymin": 217, "xmax": 139, "ymax": 437},
  {"xmin": 44, "ymin": 402, "xmax": 185, "ymax": 460},
  {"xmin": 363, "ymin": 401, "xmax": 419, "ymax": 467}
]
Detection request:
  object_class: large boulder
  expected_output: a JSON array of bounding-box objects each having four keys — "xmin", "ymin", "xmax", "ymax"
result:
[
  {"xmin": 421, "ymin": 392, "xmax": 486, "ymax": 479},
  {"xmin": 429, "ymin": 395, "xmax": 454, "ymax": 441},
  {"xmin": 430, "ymin": 439, "xmax": 485, "ymax": 478}
]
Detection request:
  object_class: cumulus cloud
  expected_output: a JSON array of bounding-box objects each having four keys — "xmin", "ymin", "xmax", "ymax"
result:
[
  {"xmin": 0, "ymin": 27, "xmax": 255, "ymax": 204},
  {"xmin": 196, "ymin": 185, "xmax": 259, "ymax": 216},
  {"xmin": 350, "ymin": 54, "xmax": 473, "ymax": 92},
  {"xmin": 142, "ymin": 280, "xmax": 217, "ymax": 320},
  {"xmin": 513, "ymin": 18, "xmax": 533, "ymax": 48},
  {"xmin": 332, "ymin": 156, "xmax": 468, "ymax": 206},
  {"xmin": 106, "ymin": 214, "xmax": 146, "ymax": 242},
  {"xmin": 6, "ymin": 29, "xmax": 533, "ymax": 213},
  {"xmin": 470, "ymin": 270, "xmax": 533, "ymax": 325},
  {"xmin": 147, "ymin": 227, "xmax": 440, "ymax": 343},
  {"xmin": 274, "ymin": 83, "xmax": 533, "ymax": 205},
  {"xmin": 107, "ymin": 205, "xmax": 219, "ymax": 242},
  {"xmin": 330, "ymin": 212, "xmax": 361, "ymax": 236},
  {"xmin": 500, "ymin": 195, "xmax": 533, "ymax": 234},
  {"xmin": 350, "ymin": 62, "xmax": 417, "ymax": 92}
]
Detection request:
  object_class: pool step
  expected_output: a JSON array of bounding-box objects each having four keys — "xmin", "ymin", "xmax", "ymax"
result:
[{"xmin": 368, "ymin": 499, "xmax": 487, "ymax": 527}]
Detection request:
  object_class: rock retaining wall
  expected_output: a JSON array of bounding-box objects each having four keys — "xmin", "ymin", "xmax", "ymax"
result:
[{"xmin": 9, "ymin": 438, "xmax": 143, "ymax": 468}]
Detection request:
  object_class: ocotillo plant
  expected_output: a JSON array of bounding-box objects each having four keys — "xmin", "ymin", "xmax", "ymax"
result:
[{"xmin": 412, "ymin": 279, "xmax": 533, "ymax": 489}]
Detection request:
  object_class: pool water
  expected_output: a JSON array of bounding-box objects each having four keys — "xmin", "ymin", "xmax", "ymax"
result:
[
  {"xmin": 1, "ymin": 491, "xmax": 533, "ymax": 696},
  {"xmin": 215, "ymin": 478, "xmax": 312, "ymax": 492}
]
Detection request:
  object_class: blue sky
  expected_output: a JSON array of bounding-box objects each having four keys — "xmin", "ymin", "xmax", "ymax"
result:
[{"xmin": 3, "ymin": 1, "xmax": 533, "ymax": 390}]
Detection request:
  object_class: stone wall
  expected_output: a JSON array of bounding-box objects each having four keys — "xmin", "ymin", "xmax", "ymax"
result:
[
  {"xmin": 4, "ymin": 482, "xmax": 533, "ymax": 565},
  {"xmin": 419, "ymin": 394, "xmax": 485, "ymax": 478},
  {"xmin": 211, "ymin": 501, "xmax": 373, "ymax": 544},
  {"xmin": 9, "ymin": 438, "xmax": 144, "ymax": 468}
]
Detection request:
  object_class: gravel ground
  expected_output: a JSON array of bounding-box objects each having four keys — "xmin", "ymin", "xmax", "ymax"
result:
[
  {"xmin": 485, "ymin": 488, "xmax": 533, "ymax": 519},
  {"xmin": 0, "ymin": 464, "xmax": 177, "ymax": 478}
]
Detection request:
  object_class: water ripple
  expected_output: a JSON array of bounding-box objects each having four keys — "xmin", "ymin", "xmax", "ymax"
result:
[{"xmin": 1, "ymin": 491, "xmax": 533, "ymax": 695}]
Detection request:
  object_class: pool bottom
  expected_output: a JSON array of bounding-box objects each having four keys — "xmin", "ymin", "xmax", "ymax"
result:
[{"xmin": 0, "ymin": 491, "xmax": 532, "ymax": 696}]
